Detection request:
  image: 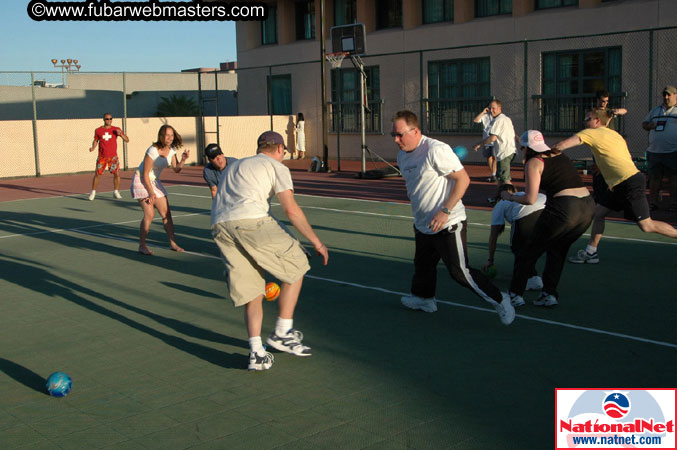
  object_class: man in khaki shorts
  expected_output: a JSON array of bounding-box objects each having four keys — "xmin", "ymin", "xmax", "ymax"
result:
[{"xmin": 211, "ymin": 131, "xmax": 329, "ymax": 371}]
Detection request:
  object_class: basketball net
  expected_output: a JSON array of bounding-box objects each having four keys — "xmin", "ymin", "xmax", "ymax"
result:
[{"xmin": 325, "ymin": 51, "xmax": 348, "ymax": 69}]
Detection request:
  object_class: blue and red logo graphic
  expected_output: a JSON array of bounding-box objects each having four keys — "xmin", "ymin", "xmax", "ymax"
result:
[{"xmin": 603, "ymin": 392, "xmax": 631, "ymax": 419}]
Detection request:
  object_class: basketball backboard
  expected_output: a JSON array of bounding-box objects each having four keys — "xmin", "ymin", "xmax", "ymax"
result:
[{"xmin": 330, "ymin": 23, "xmax": 367, "ymax": 56}]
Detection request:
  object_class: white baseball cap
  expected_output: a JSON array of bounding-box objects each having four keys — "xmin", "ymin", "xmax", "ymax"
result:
[{"xmin": 520, "ymin": 130, "xmax": 550, "ymax": 153}]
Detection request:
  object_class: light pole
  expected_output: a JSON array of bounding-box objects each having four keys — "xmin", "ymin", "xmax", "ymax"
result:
[{"xmin": 51, "ymin": 58, "xmax": 81, "ymax": 86}]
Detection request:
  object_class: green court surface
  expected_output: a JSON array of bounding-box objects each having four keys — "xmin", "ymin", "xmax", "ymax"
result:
[{"xmin": 1, "ymin": 186, "xmax": 675, "ymax": 449}]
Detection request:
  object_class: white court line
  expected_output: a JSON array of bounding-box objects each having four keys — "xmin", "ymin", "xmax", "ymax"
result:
[
  {"xmin": 2, "ymin": 185, "xmax": 675, "ymax": 246},
  {"xmin": 60, "ymin": 228, "xmax": 677, "ymax": 350},
  {"xmin": 0, "ymin": 212, "xmax": 207, "ymax": 240},
  {"xmin": 172, "ymin": 186, "xmax": 676, "ymax": 245}
]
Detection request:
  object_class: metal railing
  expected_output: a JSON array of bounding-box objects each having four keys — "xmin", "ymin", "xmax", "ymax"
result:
[
  {"xmin": 328, "ymin": 100, "xmax": 384, "ymax": 133},
  {"xmin": 423, "ymin": 98, "xmax": 487, "ymax": 134},
  {"xmin": 532, "ymin": 92, "xmax": 627, "ymax": 135}
]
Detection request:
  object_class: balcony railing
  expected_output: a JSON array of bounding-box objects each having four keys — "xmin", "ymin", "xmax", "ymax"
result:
[
  {"xmin": 328, "ymin": 100, "xmax": 384, "ymax": 133},
  {"xmin": 423, "ymin": 98, "xmax": 487, "ymax": 134},
  {"xmin": 533, "ymin": 93, "xmax": 627, "ymax": 135}
]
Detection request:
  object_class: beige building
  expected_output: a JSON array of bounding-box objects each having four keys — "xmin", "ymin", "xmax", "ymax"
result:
[{"xmin": 236, "ymin": 0, "xmax": 677, "ymax": 162}]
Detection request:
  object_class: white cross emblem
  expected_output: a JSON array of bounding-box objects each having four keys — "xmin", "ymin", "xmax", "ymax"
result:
[{"xmin": 102, "ymin": 132, "xmax": 113, "ymax": 141}]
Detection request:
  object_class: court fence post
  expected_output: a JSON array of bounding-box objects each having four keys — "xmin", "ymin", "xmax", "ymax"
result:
[
  {"xmin": 30, "ymin": 72, "xmax": 41, "ymax": 177},
  {"xmin": 122, "ymin": 72, "xmax": 128, "ymax": 170}
]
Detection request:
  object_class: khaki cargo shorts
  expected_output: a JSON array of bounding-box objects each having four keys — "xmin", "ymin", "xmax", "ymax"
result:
[{"xmin": 212, "ymin": 216, "xmax": 310, "ymax": 306}]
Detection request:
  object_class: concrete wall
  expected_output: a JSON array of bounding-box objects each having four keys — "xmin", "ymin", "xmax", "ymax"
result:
[
  {"xmin": 235, "ymin": 0, "xmax": 677, "ymax": 162},
  {"xmin": 0, "ymin": 115, "xmax": 294, "ymax": 179},
  {"xmin": 0, "ymin": 72, "xmax": 238, "ymax": 120}
]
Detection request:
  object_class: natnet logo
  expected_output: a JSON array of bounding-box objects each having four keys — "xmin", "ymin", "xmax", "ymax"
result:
[{"xmin": 556, "ymin": 389, "xmax": 676, "ymax": 449}]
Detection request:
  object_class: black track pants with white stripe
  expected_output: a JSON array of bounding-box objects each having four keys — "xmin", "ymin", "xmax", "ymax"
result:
[{"xmin": 411, "ymin": 221, "xmax": 502, "ymax": 305}]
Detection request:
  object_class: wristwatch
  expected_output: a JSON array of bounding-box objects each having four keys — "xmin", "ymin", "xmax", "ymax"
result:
[{"xmin": 441, "ymin": 207, "xmax": 451, "ymax": 215}]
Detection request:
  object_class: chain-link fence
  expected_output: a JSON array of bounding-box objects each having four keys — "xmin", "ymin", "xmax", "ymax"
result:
[{"xmin": 2, "ymin": 26, "xmax": 676, "ymax": 178}]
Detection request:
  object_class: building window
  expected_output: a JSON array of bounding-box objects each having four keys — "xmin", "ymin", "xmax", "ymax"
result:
[
  {"xmin": 296, "ymin": 0, "xmax": 315, "ymax": 40},
  {"xmin": 536, "ymin": 0, "xmax": 577, "ymax": 9},
  {"xmin": 268, "ymin": 74, "xmax": 292, "ymax": 115},
  {"xmin": 423, "ymin": 0, "xmax": 453, "ymax": 24},
  {"xmin": 376, "ymin": 0, "xmax": 402, "ymax": 29},
  {"xmin": 334, "ymin": 0, "xmax": 356, "ymax": 26},
  {"xmin": 476, "ymin": 0, "xmax": 512, "ymax": 17},
  {"xmin": 426, "ymin": 58, "xmax": 490, "ymax": 133},
  {"xmin": 330, "ymin": 66, "xmax": 382, "ymax": 133},
  {"xmin": 539, "ymin": 47, "xmax": 622, "ymax": 133},
  {"xmin": 262, "ymin": 5, "xmax": 277, "ymax": 45}
]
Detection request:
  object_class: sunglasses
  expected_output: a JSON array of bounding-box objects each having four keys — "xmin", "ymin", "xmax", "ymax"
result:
[
  {"xmin": 390, "ymin": 128, "xmax": 414, "ymax": 138},
  {"xmin": 104, "ymin": 118, "xmax": 113, "ymax": 120}
]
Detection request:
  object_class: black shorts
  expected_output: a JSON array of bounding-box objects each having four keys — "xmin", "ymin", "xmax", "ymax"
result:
[
  {"xmin": 597, "ymin": 172, "xmax": 651, "ymax": 222},
  {"xmin": 592, "ymin": 171, "xmax": 608, "ymax": 203}
]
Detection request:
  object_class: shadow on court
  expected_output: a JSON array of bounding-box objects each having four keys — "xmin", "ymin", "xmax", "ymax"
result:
[
  {"xmin": 0, "ymin": 255, "xmax": 247, "ymax": 369},
  {"xmin": 0, "ymin": 358, "xmax": 48, "ymax": 396}
]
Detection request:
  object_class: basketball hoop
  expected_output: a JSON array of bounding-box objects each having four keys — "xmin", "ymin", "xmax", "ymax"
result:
[{"xmin": 325, "ymin": 51, "xmax": 348, "ymax": 69}]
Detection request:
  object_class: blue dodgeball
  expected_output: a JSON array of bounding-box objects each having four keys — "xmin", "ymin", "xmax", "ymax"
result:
[
  {"xmin": 453, "ymin": 146, "xmax": 468, "ymax": 160},
  {"xmin": 46, "ymin": 372, "xmax": 72, "ymax": 397}
]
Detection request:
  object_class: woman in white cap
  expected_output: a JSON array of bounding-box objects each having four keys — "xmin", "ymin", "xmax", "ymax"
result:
[{"xmin": 503, "ymin": 130, "xmax": 594, "ymax": 307}]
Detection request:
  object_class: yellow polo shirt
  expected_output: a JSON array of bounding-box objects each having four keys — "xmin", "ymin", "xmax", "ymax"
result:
[{"xmin": 576, "ymin": 127, "xmax": 639, "ymax": 189}]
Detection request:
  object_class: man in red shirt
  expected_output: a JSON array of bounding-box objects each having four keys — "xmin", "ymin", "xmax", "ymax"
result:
[{"xmin": 88, "ymin": 113, "xmax": 129, "ymax": 200}]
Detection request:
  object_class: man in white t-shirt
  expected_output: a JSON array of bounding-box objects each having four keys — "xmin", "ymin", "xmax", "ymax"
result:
[
  {"xmin": 473, "ymin": 104, "xmax": 497, "ymax": 182},
  {"xmin": 473, "ymin": 100, "xmax": 517, "ymax": 186},
  {"xmin": 642, "ymin": 85, "xmax": 677, "ymax": 211},
  {"xmin": 393, "ymin": 110, "xmax": 514, "ymax": 325},
  {"xmin": 211, "ymin": 131, "xmax": 329, "ymax": 371}
]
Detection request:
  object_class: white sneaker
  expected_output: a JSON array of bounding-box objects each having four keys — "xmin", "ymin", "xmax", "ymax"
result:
[
  {"xmin": 533, "ymin": 292, "xmax": 558, "ymax": 307},
  {"xmin": 113, "ymin": 190, "xmax": 122, "ymax": 199},
  {"xmin": 88, "ymin": 190, "xmax": 96, "ymax": 201},
  {"xmin": 495, "ymin": 293, "xmax": 516, "ymax": 325},
  {"xmin": 569, "ymin": 249, "xmax": 599, "ymax": 264},
  {"xmin": 266, "ymin": 329, "xmax": 312, "ymax": 356},
  {"xmin": 400, "ymin": 295, "xmax": 437, "ymax": 313},
  {"xmin": 248, "ymin": 351, "xmax": 274, "ymax": 371},
  {"xmin": 508, "ymin": 291, "xmax": 525, "ymax": 307},
  {"xmin": 526, "ymin": 276, "xmax": 544, "ymax": 291}
]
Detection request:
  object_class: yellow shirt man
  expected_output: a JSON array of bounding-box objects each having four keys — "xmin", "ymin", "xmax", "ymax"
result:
[{"xmin": 575, "ymin": 127, "xmax": 638, "ymax": 190}]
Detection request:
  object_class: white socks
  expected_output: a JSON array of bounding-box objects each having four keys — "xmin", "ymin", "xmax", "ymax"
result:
[
  {"xmin": 249, "ymin": 336, "xmax": 265, "ymax": 355},
  {"xmin": 586, "ymin": 245, "xmax": 597, "ymax": 254},
  {"xmin": 275, "ymin": 317, "xmax": 293, "ymax": 337}
]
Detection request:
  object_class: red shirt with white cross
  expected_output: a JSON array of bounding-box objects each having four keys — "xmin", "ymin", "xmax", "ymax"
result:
[{"xmin": 94, "ymin": 126, "xmax": 122, "ymax": 158}]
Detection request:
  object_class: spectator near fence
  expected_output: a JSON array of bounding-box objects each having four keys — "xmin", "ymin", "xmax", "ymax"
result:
[{"xmin": 642, "ymin": 85, "xmax": 677, "ymax": 212}]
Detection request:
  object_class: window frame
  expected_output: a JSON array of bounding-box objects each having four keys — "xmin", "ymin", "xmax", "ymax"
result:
[
  {"xmin": 538, "ymin": 46, "xmax": 623, "ymax": 134},
  {"xmin": 295, "ymin": 0, "xmax": 316, "ymax": 41},
  {"xmin": 535, "ymin": 0, "xmax": 578, "ymax": 10},
  {"xmin": 375, "ymin": 0, "xmax": 403, "ymax": 30},
  {"xmin": 423, "ymin": 0, "xmax": 454, "ymax": 24},
  {"xmin": 475, "ymin": 0, "xmax": 512, "ymax": 18},
  {"xmin": 334, "ymin": 0, "xmax": 357, "ymax": 27},
  {"xmin": 330, "ymin": 65, "xmax": 383, "ymax": 133},
  {"xmin": 267, "ymin": 74, "xmax": 292, "ymax": 116},
  {"xmin": 425, "ymin": 57, "xmax": 491, "ymax": 134},
  {"xmin": 261, "ymin": 5, "xmax": 278, "ymax": 45}
]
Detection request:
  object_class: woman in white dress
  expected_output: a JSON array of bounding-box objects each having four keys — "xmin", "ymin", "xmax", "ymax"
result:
[
  {"xmin": 295, "ymin": 112, "xmax": 305, "ymax": 159},
  {"xmin": 130, "ymin": 124, "xmax": 190, "ymax": 255}
]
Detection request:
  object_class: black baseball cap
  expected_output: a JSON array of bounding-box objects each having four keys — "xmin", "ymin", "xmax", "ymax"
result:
[{"xmin": 204, "ymin": 144, "xmax": 223, "ymax": 159}]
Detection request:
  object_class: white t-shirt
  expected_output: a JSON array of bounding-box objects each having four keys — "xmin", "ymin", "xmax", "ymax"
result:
[
  {"xmin": 480, "ymin": 114, "xmax": 495, "ymax": 149},
  {"xmin": 136, "ymin": 145, "xmax": 177, "ymax": 181},
  {"xmin": 397, "ymin": 135, "xmax": 466, "ymax": 234},
  {"xmin": 211, "ymin": 153, "xmax": 294, "ymax": 225},
  {"xmin": 489, "ymin": 113, "xmax": 517, "ymax": 161},
  {"xmin": 643, "ymin": 105, "xmax": 677, "ymax": 154},
  {"xmin": 491, "ymin": 192, "xmax": 546, "ymax": 226}
]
